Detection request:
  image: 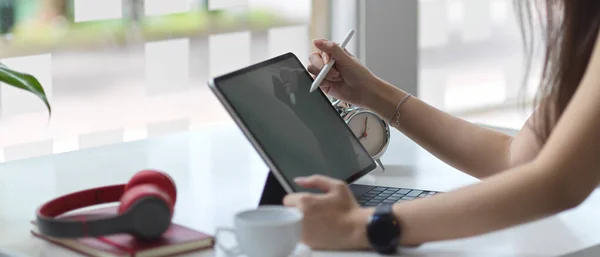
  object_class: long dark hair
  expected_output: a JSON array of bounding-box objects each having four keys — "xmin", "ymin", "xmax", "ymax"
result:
[{"xmin": 515, "ymin": 0, "xmax": 600, "ymax": 143}]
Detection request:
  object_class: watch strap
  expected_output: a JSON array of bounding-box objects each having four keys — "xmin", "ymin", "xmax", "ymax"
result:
[{"xmin": 375, "ymin": 202, "xmax": 394, "ymax": 215}]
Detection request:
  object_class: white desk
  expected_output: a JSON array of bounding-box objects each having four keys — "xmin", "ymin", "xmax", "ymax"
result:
[{"xmin": 1, "ymin": 122, "xmax": 600, "ymax": 257}]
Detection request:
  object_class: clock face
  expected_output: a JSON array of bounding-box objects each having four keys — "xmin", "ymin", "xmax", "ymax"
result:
[{"xmin": 347, "ymin": 111, "xmax": 388, "ymax": 157}]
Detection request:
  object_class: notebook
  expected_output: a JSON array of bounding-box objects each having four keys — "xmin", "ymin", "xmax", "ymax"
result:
[{"xmin": 30, "ymin": 206, "xmax": 214, "ymax": 257}]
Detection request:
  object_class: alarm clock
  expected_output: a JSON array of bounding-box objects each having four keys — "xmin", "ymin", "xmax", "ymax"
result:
[{"xmin": 332, "ymin": 99, "xmax": 390, "ymax": 170}]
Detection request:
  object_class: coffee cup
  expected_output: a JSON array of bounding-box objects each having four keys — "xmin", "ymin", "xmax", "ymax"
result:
[{"xmin": 215, "ymin": 205, "xmax": 303, "ymax": 257}]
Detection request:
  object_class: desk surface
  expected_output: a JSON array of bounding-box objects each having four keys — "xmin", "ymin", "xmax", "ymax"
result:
[{"xmin": 1, "ymin": 122, "xmax": 599, "ymax": 257}]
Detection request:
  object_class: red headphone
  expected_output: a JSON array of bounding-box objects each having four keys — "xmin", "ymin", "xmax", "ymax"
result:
[{"xmin": 36, "ymin": 170, "xmax": 177, "ymax": 241}]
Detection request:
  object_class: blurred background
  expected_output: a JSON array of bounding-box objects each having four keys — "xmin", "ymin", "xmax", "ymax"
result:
[{"xmin": 0, "ymin": 0, "xmax": 537, "ymax": 162}]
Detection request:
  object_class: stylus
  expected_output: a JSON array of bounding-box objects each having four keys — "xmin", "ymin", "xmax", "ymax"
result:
[{"xmin": 309, "ymin": 29, "xmax": 355, "ymax": 93}]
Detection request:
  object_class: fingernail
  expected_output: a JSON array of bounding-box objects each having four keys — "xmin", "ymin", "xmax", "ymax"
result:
[{"xmin": 313, "ymin": 39, "xmax": 326, "ymax": 46}]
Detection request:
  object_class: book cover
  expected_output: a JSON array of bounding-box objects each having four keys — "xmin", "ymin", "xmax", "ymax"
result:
[{"xmin": 30, "ymin": 206, "xmax": 214, "ymax": 257}]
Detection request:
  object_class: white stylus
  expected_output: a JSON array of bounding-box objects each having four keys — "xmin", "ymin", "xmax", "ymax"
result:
[{"xmin": 309, "ymin": 29, "xmax": 355, "ymax": 93}]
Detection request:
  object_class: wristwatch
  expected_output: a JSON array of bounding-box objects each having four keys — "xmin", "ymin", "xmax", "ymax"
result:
[{"xmin": 367, "ymin": 204, "xmax": 401, "ymax": 254}]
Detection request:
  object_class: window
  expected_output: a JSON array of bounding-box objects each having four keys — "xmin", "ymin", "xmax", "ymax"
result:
[
  {"xmin": 0, "ymin": 0, "xmax": 320, "ymax": 161},
  {"xmin": 418, "ymin": 0, "xmax": 538, "ymax": 129}
]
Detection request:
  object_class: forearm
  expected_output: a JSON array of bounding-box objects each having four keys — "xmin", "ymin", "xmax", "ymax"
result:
[
  {"xmin": 351, "ymin": 161, "xmax": 577, "ymax": 247},
  {"xmin": 364, "ymin": 77, "xmax": 514, "ymax": 178},
  {"xmin": 394, "ymin": 161, "xmax": 574, "ymax": 245}
]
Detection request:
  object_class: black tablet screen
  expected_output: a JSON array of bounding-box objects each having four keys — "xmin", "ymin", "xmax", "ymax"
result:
[{"xmin": 214, "ymin": 53, "xmax": 376, "ymax": 192}]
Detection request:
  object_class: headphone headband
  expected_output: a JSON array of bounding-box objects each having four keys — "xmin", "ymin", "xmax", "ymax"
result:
[
  {"xmin": 36, "ymin": 184, "xmax": 131, "ymax": 238},
  {"xmin": 35, "ymin": 170, "xmax": 176, "ymax": 241}
]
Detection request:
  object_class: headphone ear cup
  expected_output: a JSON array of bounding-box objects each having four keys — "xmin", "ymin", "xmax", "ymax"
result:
[
  {"xmin": 118, "ymin": 184, "xmax": 174, "ymax": 215},
  {"xmin": 118, "ymin": 184, "xmax": 174, "ymax": 240},
  {"xmin": 126, "ymin": 169, "xmax": 177, "ymax": 204}
]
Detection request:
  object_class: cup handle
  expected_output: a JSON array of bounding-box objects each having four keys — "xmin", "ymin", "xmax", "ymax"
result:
[{"xmin": 215, "ymin": 227, "xmax": 241, "ymax": 256}]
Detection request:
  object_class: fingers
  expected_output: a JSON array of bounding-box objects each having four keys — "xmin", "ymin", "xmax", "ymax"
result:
[
  {"xmin": 294, "ymin": 175, "xmax": 347, "ymax": 193},
  {"xmin": 307, "ymin": 65, "xmax": 339, "ymax": 81},
  {"xmin": 306, "ymin": 64, "xmax": 321, "ymax": 77},
  {"xmin": 283, "ymin": 192, "xmax": 318, "ymax": 209},
  {"xmin": 321, "ymin": 52, "xmax": 330, "ymax": 64},
  {"xmin": 313, "ymin": 39, "xmax": 352, "ymax": 63},
  {"xmin": 344, "ymin": 48, "xmax": 355, "ymax": 58},
  {"xmin": 308, "ymin": 52, "xmax": 340, "ymax": 80},
  {"xmin": 309, "ymin": 52, "xmax": 324, "ymax": 69}
]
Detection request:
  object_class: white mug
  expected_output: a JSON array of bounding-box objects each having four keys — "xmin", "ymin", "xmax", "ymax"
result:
[{"xmin": 216, "ymin": 205, "xmax": 303, "ymax": 257}]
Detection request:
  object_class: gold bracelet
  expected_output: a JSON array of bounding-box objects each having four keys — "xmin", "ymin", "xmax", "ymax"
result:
[{"xmin": 388, "ymin": 93, "xmax": 412, "ymax": 127}]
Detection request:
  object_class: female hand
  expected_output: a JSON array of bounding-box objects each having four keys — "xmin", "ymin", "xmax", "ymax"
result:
[
  {"xmin": 307, "ymin": 39, "xmax": 381, "ymax": 107},
  {"xmin": 283, "ymin": 175, "xmax": 374, "ymax": 250}
]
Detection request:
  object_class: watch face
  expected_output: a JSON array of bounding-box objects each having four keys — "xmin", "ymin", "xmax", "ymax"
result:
[
  {"xmin": 367, "ymin": 211, "xmax": 400, "ymax": 252},
  {"xmin": 347, "ymin": 111, "xmax": 388, "ymax": 157}
]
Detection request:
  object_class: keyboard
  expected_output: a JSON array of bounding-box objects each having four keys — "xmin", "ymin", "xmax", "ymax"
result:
[{"xmin": 357, "ymin": 186, "xmax": 438, "ymax": 207}]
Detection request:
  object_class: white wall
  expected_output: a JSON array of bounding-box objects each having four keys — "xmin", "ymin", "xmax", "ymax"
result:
[
  {"xmin": 358, "ymin": 0, "xmax": 419, "ymax": 95},
  {"xmin": 343, "ymin": 0, "xmax": 536, "ymax": 115},
  {"xmin": 330, "ymin": 0, "xmax": 358, "ymax": 55}
]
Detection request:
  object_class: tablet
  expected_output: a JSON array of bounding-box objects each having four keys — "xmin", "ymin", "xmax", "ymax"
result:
[{"xmin": 208, "ymin": 52, "xmax": 377, "ymax": 193}]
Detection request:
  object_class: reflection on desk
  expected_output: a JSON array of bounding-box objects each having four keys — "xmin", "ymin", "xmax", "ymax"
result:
[{"xmin": 0, "ymin": 122, "xmax": 599, "ymax": 256}]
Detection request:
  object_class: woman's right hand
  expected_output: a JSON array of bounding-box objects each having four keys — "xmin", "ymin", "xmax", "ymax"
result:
[{"xmin": 307, "ymin": 39, "xmax": 381, "ymax": 108}]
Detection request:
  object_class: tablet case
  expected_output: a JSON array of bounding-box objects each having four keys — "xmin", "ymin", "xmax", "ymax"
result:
[{"xmin": 259, "ymin": 171, "xmax": 287, "ymax": 206}]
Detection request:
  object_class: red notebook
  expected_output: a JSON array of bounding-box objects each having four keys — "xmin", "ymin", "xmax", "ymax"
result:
[{"xmin": 30, "ymin": 206, "xmax": 214, "ymax": 257}]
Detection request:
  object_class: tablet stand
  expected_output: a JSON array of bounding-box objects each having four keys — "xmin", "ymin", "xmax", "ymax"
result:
[
  {"xmin": 258, "ymin": 171, "xmax": 287, "ymax": 206},
  {"xmin": 376, "ymin": 158, "xmax": 385, "ymax": 171}
]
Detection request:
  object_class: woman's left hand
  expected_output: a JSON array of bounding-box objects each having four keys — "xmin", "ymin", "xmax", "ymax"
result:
[{"xmin": 283, "ymin": 175, "xmax": 374, "ymax": 250}]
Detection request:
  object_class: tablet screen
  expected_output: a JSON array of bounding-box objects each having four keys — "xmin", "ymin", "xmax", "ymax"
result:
[{"xmin": 212, "ymin": 53, "xmax": 376, "ymax": 192}]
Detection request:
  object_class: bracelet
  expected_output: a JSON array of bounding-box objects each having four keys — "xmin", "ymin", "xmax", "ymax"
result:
[{"xmin": 388, "ymin": 93, "xmax": 412, "ymax": 127}]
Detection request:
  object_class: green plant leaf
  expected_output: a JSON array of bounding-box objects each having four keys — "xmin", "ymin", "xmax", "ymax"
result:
[{"xmin": 0, "ymin": 63, "xmax": 51, "ymax": 116}]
